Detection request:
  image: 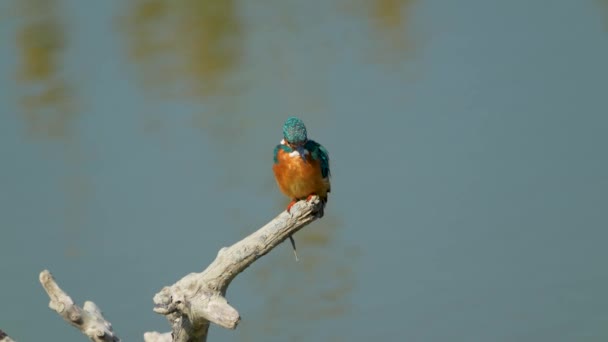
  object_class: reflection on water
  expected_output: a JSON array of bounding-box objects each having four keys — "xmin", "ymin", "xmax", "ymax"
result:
[
  {"xmin": 15, "ymin": 0, "xmax": 87, "ymax": 257},
  {"xmin": 369, "ymin": 0, "xmax": 415, "ymax": 63},
  {"xmin": 372, "ymin": 0, "xmax": 412, "ymax": 30},
  {"xmin": 122, "ymin": 0, "xmax": 246, "ymax": 152},
  {"xmin": 16, "ymin": 0, "xmax": 76, "ymax": 140},
  {"xmin": 123, "ymin": 0, "xmax": 242, "ymax": 98},
  {"xmin": 342, "ymin": 0, "xmax": 415, "ymax": 65},
  {"xmin": 242, "ymin": 213, "xmax": 356, "ymax": 341}
]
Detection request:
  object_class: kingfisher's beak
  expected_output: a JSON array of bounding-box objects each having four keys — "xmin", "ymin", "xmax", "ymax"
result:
[
  {"xmin": 296, "ymin": 145, "xmax": 307, "ymax": 161},
  {"xmin": 286, "ymin": 141, "xmax": 307, "ymax": 160}
]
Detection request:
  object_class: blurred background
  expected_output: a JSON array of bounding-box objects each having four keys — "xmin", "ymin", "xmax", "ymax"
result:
[{"xmin": 1, "ymin": 0, "xmax": 607, "ymax": 341}]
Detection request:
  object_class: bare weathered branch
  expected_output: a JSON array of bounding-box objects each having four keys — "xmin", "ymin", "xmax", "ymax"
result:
[
  {"xmin": 143, "ymin": 331, "xmax": 172, "ymax": 342},
  {"xmin": 36, "ymin": 197, "xmax": 323, "ymax": 341},
  {"xmin": 0, "ymin": 329, "xmax": 16, "ymax": 342},
  {"xmin": 148, "ymin": 197, "xmax": 324, "ymax": 341},
  {"xmin": 39, "ymin": 270, "xmax": 120, "ymax": 342}
]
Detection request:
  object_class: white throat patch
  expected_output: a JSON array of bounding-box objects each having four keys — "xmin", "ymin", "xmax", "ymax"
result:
[
  {"xmin": 281, "ymin": 139, "xmax": 309, "ymax": 158},
  {"xmin": 289, "ymin": 149, "xmax": 309, "ymax": 158}
]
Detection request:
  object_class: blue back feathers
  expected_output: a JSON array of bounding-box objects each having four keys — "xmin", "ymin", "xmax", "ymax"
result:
[
  {"xmin": 305, "ymin": 140, "xmax": 331, "ymax": 178},
  {"xmin": 273, "ymin": 144, "xmax": 292, "ymax": 163}
]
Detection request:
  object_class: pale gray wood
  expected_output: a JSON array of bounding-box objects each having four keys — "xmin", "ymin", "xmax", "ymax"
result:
[
  {"xmin": 36, "ymin": 197, "xmax": 323, "ymax": 342},
  {"xmin": 39, "ymin": 270, "xmax": 120, "ymax": 341},
  {"xmin": 148, "ymin": 197, "xmax": 324, "ymax": 341},
  {"xmin": 143, "ymin": 332, "xmax": 172, "ymax": 342},
  {"xmin": 0, "ymin": 329, "xmax": 17, "ymax": 342}
]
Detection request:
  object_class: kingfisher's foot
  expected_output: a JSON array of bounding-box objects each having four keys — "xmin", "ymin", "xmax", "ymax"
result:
[
  {"xmin": 286, "ymin": 199, "xmax": 298, "ymax": 213},
  {"xmin": 317, "ymin": 202, "xmax": 325, "ymax": 218},
  {"xmin": 309, "ymin": 194, "xmax": 327, "ymax": 218}
]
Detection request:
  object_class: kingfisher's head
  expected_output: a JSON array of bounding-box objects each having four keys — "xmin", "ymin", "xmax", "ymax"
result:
[{"xmin": 282, "ymin": 117, "xmax": 308, "ymax": 147}]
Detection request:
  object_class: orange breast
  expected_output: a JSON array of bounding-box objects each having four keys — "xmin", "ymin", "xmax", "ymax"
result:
[{"xmin": 273, "ymin": 149, "xmax": 330, "ymax": 200}]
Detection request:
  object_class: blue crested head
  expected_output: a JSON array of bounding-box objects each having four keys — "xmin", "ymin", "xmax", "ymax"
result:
[{"xmin": 283, "ymin": 117, "xmax": 308, "ymax": 146}]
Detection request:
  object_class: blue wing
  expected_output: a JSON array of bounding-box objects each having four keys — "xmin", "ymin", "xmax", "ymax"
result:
[
  {"xmin": 305, "ymin": 140, "xmax": 330, "ymax": 179},
  {"xmin": 273, "ymin": 144, "xmax": 293, "ymax": 163}
]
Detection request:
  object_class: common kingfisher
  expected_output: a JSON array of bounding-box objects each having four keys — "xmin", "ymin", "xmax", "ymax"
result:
[{"xmin": 272, "ymin": 117, "xmax": 331, "ymax": 259}]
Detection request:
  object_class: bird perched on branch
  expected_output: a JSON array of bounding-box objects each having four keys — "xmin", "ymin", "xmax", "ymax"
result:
[{"xmin": 272, "ymin": 117, "xmax": 331, "ymax": 260}]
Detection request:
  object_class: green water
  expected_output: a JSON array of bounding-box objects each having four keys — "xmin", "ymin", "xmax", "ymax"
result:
[{"xmin": 1, "ymin": 0, "xmax": 607, "ymax": 341}]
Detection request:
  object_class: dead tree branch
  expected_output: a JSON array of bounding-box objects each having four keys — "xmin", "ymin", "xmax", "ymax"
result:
[
  {"xmin": 0, "ymin": 330, "xmax": 17, "ymax": 342},
  {"xmin": 39, "ymin": 270, "xmax": 120, "ymax": 341},
  {"xmin": 37, "ymin": 197, "xmax": 324, "ymax": 342},
  {"xmin": 147, "ymin": 197, "xmax": 324, "ymax": 341}
]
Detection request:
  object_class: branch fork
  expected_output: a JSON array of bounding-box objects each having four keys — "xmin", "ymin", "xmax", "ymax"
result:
[
  {"xmin": 39, "ymin": 270, "xmax": 120, "ymax": 342},
  {"xmin": 38, "ymin": 197, "xmax": 324, "ymax": 342}
]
